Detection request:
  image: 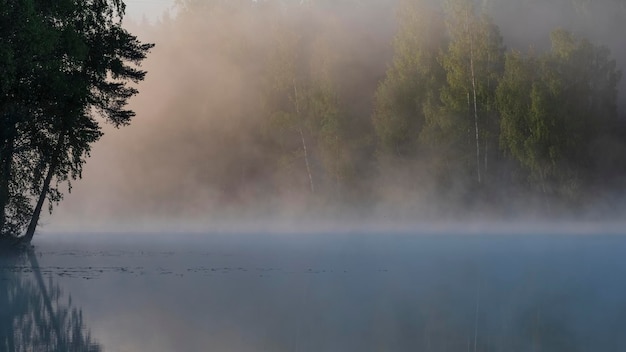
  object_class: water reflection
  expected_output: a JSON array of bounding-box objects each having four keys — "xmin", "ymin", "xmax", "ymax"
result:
[
  {"xmin": 0, "ymin": 248, "xmax": 101, "ymax": 352},
  {"xmin": 3, "ymin": 234, "xmax": 626, "ymax": 351}
]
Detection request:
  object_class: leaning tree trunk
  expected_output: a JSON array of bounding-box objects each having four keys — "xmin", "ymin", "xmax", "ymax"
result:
[
  {"xmin": 22, "ymin": 134, "xmax": 65, "ymax": 244},
  {"xmin": 22, "ymin": 160, "xmax": 56, "ymax": 244},
  {"xmin": 27, "ymin": 249, "xmax": 63, "ymax": 343}
]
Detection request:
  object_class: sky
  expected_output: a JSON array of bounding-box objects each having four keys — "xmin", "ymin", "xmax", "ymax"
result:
[{"xmin": 124, "ymin": 0, "xmax": 176, "ymax": 20}]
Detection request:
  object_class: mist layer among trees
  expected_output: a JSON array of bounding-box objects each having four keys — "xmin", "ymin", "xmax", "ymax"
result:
[{"xmin": 55, "ymin": 0, "xmax": 626, "ymax": 228}]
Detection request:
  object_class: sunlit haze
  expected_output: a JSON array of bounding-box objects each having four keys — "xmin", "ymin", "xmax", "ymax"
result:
[
  {"xmin": 38, "ymin": 0, "xmax": 626, "ymax": 234},
  {"xmin": 125, "ymin": 0, "xmax": 175, "ymax": 20}
]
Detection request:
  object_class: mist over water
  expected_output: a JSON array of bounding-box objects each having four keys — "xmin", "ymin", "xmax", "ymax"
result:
[{"xmin": 3, "ymin": 233, "xmax": 626, "ymax": 351}]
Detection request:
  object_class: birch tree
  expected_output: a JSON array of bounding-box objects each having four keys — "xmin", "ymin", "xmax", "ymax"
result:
[
  {"xmin": 425, "ymin": 0, "xmax": 504, "ymax": 184},
  {"xmin": 262, "ymin": 6, "xmax": 347, "ymax": 199},
  {"xmin": 261, "ymin": 13, "xmax": 318, "ymax": 197}
]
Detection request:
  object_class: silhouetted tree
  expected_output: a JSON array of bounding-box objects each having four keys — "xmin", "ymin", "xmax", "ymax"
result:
[{"xmin": 0, "ymin": 0, "xmax": 153, "ymax": 243}]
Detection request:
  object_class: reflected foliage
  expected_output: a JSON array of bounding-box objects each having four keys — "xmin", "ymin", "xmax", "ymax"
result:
[{"xmin": 0, "ymin": 249, "xmax": 101, "ymax": 352}]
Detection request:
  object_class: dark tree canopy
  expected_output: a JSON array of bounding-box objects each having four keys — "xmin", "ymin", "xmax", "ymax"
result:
[{"xmin": 0, "ymin": 0, "xmax": 153, "ymax": 243}]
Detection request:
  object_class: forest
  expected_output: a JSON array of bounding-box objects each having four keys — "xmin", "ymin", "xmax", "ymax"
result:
[
  {"xmin": 2, "ymin": 0, "xmax": 626, "ymax": 239},
  {"xmin": 111, "ymin": 0, "xmax": 626, "ymax": 224}
]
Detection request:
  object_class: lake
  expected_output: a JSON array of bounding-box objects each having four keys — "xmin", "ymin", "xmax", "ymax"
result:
[{"xmin": 1, "ymin": 229, "xmax": 625, "ymax": 351}]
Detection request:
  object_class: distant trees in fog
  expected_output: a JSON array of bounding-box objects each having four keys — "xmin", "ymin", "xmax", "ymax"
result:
[
  {"xmin": 498, "ymin": 29, "xmax": 621, "ymax": 198},
  {"xmin": 120, "ymin": 0, "xmax": 625, "ymax": 220},
  {"xmin": 374, "ymin": 0, "xmax": 622, "ymax": 202}
]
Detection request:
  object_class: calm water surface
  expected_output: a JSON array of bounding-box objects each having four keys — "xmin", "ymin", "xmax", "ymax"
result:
[{"xmin": 1, "ymin": 232, "xmax": 626, "ymax": 351}]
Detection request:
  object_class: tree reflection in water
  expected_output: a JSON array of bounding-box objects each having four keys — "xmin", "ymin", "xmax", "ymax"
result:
[
  {"xmin": 0, "ymin": 235, "xmax": 624, "ymax": 352},
  {"xmin": 0, "ymin": 248, "xmax": 101, "ymax": 352}
]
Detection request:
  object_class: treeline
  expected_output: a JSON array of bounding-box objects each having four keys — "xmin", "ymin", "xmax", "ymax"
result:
[
  {"xmin": 3, "ymin": 0, "xmax": 626, "ymax": 237},
  {"xmin": 110, "ymin": 0, "xmax": 625, "ymax": 222},
  {"xmin": 373, "ymin": 0, "xmax": 623, "ymax": 206}
]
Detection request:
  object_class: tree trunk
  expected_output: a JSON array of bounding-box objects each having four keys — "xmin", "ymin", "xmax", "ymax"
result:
[
  {"xmin": 22, "ymin": 134, "xmax": 65, "ymax": 244},
  {"xmin": 467, "ymin": 7, "xmax": 481, "ymax": 184},
  {"xmin": 0, "ymin": 119, "xmax": 17, "ymax": 235},
  {"xmin": 0, "ymin": 139, "xmax": 13, "ymax": 235},
  {"xmin": 473, "ymin": 284, "xmax": 480, "ymax": 352},
  {"xmin": 299, "ymin": 127, "xmax": 315, "ymax": 194},
  {"xmin": 335, "ymin": 135, "xmax": 340, "ymax": 194},
  {"xmin": 484, "ymin": 138, "xmax": 488, "ymax": 182},
  {"xmin": 540, "ymin": 171, "xmax": 552, "ymax": 213},
  {"xmin": 27, "ymin": 249, "xmax": 64, "ymax": 346},
  {"xmin": 293, "ymin": 79, "xmax": 315, "ymax": 194},
  {"xmin": 22, "ymin": 160, "xmax": 55, "ymax": 243}
]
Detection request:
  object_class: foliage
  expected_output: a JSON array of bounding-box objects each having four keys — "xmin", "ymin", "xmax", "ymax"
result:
[
  {"xmin": 0, "ymin": 250, "xmax": 102, "ymax": 351},
  {"xmin": 369, "ymin": 0, "xmax": 623, "ymax": 207},
  {"xmin": 259, "ymin": 4, "xmax": 369, "ymax": 199},
  {"xmin": 373, "ymin": 0, "xmax": 446, "ymax": 159},
  {"xmin": 426, "ymin": 0, "xmax": 504, "ymax": 184},
  {"xmin": 0, "ymin": 0, "xmax": 153, "ymax": 241},
  {"xmin": 497, "ymin": 30, "xmax": 621, "ymax": 197}
]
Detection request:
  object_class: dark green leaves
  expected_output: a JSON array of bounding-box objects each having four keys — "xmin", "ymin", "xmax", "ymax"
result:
[{"xmin": 0, "ymin": 0, "xmax": 152, "ymax": 239}]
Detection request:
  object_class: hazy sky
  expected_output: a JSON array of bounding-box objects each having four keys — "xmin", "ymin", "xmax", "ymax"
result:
[{"xmin": 125, "ymin": 0, "xmax": 176, "ymax": 20}]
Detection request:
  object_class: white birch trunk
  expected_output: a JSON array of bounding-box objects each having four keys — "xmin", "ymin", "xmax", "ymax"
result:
[
  {"xmin": 293, "ymin": 80, "xmax": 315, "ymax": 194},
  {"xmin": 467, "ymin": 7, "xmax": 482, "ymax": 184}
]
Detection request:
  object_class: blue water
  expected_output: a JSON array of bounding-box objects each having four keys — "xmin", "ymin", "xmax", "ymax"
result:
[{"xmin": 2, "ymin": 232, "xmax": 626, "ymax": 351}]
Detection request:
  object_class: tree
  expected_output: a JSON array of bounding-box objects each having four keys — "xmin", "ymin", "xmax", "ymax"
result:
[
  {"xmin": 373, "ymin": 0, "xmax": 446, "ymax": 159},
  {"xmin": 0, "ymin": 0, "xmax": 62, "ymax": 241},
  {"xmin": 306, "ymin": 35, "xmax": 345, "ymax": 195},
  {"xmin": 261, "ymin": 5, "xmax": 350, "ymax": 200},
  {"xmin": 424, "ymin": 0, "xmax": 504, "ymax": 185},
  {"xmin": 0, "ymin": 0, "xmax": 153, "ymax": 243},
  {"xmin": 497, "ymin": 29, "xmax": 621, "ymax": 198},
  {"xmin": 261, "ymin": 16, "xmax": 317, "ymax": 196}
]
